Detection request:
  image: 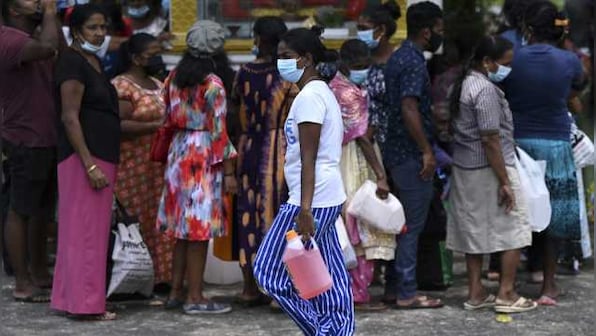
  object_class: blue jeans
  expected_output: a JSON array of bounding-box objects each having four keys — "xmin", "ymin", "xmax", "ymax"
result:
[{"xmin": 384, "ymin": 158, "xmax": 434, "ymax": 300}]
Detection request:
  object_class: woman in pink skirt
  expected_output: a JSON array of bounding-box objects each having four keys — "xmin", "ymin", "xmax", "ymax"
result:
[{"xmin": 51, "ymin": 4, "xmax": 121, "ymax": 321}]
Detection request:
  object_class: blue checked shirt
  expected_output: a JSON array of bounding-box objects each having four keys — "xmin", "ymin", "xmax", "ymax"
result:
[{"xmin": 383, "ymin": 40, "xmax": 434, "ymax": 168}]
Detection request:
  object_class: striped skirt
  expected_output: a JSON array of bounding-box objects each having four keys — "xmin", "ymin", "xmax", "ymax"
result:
[{"xmin": 516, "ymin": 138, "xmax": 580, "ymax": 240}]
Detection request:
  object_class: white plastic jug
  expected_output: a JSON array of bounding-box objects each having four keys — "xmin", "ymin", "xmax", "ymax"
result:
[{"xmin": 347, "ymin": 180, "xmax": 406, "ymax": 234}]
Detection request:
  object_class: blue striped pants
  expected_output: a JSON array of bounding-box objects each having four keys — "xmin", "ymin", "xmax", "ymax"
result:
[{"xmin": 253, "ymin": 203, "xmax": 355, "ymax": 336}]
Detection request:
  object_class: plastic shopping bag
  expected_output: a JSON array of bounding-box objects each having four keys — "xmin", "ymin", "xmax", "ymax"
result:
[
  {"xmin": 335, "ymin": 216, "xmax": 357, "ymax": 269},
  {"xmin": 571, "ymin": 128, "xmax": 595, "ymax": 169},
  {"xmin": 515, "ymin": 147, "xmax": 551, "ymax": 232},
  {"xmin": 107, "ymin": 201, "xmax": 154, "ymax": 297}
]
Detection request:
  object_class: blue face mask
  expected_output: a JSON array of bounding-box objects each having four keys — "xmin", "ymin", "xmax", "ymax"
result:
[
  {"xmin": 488, "ymin": 64, "xmax": 512, "ymax": 83},
  {"xmin": 357, "ymin": 29, "xmax": 380, "ymax": 49},
  {"xmin": 277, "ymin": 58, "xmax": 304, "ymax": 83},
  {"xmin": 349, "ymin": 68, "xmax": 369, "ymax": 85},
  {"xmin": 128, "ymin": 5, "xmax": 150, "ymax": 19},
  {"xmin": 80, "ymin": 38, "xmax": 103, "ymax": 55},
  {"xmin": 251, "ymin": 45, "xmax": 259, "ymax": 56}
]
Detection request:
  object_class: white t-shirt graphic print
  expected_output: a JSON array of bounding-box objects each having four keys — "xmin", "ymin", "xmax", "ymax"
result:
[{"xmin": 284, "ymin": 80, "xmax": 346, "ymax": 208}]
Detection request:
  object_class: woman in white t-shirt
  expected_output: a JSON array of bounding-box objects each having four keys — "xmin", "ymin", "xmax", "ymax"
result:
[{"xmin": 253, "ymin": 27, "xmax": 354, "ymax": 336}]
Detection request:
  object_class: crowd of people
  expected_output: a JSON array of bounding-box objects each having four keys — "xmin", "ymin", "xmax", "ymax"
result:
[{"xmin": 0, "ymin": 0, "xmax": 594, "ymax": 333}]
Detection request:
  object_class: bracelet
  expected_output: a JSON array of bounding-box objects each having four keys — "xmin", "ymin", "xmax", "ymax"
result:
[
  {"xmin": 87, "ymin": 164, "xmax": 98, "ymax": 174},
  {"xmin": 224, "ymin": 173, "xmax": 234, "ymax": 177}
]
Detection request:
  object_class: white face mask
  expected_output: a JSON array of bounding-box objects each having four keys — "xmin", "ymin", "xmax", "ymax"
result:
[
  {"xmin": 79, "ymin": 37, "xmax": 103, "ymax": 55},
  {"xmin": 277, "ymin": 58, "xmax": 305, "ymax": 83}
]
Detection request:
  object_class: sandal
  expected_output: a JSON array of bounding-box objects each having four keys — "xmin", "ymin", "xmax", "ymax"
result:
[
  {"xmin": 13, "ymin": 289, "xmax": 50, "ymax": 303},
  {"xmin": 164, "ymin": 297, "xmax": 185, "ymax": 310},
  {"xmin": 183, "ymin": 301, "xmax": 232, "ymax": 315},
  {"xmin": 464, "ymin": 294, "xmax": 496, "ymax": 311},
  {"xmin": 494, "ymin": 297, "xmax": 538, "ymax": 313},
  {"xmin": 67, "ymin": 312, "xmax": 117, "ymax": 321},
  {"xmin": 536, "ymin": 287, "xmax": 567, "ymax": 306},
  {"xmin": 395, "ymin": 295, "xmax": 444, "ymax": 310},
  {"xmin": 354, "ymin": 302, "xmax": 388, "ymax": 312}
]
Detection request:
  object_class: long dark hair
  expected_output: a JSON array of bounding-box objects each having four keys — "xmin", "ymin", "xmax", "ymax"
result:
[
  {"xmin": 361, "ymin": 0, "xmax": 401, "ymax": 38},
  {"xmin": 253, "ymin": 16, "xmax": 288, "ymax": 61},
  {"xmin": 449, "ymin": 36, "xmax": 513, "ymax": 118},
  {"xmin": 173, "ymin": 50, "xmax": 234, "ymax": 91},
  {"xmin": 524, "ymin": 1, "xmax": 568, "ymax": 43},
  {"xmin": 281, "ymin": 26, "xmax": 338, "ymax": 65},
  {"xmin": 117, "ymin": 33, "xmax": 156, "ymax": 74}
]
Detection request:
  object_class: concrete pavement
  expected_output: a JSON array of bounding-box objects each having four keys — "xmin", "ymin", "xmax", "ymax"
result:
[{"xmin": 0, "ymin": 255, "xmax": 594, "ymax": 336}]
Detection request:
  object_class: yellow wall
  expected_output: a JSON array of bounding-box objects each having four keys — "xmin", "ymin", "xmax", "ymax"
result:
[{"xmin": 169, "ymin": 0, "xmax": 407, "ymax": 53}]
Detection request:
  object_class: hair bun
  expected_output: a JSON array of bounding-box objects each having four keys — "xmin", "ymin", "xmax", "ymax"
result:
[
  {"xmin": 310, "ymin": 25, "xmax": 325, "ymax": 37},
  {"xmin": 381, "ymin": 0, "xmax": 401, "ymax": 20},
  {"xmin": 322, "ymin": 49, "xmax": 339, "ymax": 63}
]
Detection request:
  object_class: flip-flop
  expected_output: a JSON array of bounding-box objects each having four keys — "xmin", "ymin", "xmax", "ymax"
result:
[
  {"xmin": 66, "ymin": 312, "xmax": 117, "ymax": 321},
  {"xmin": 495, "ymin": 296, "xmax": 538, "ymax": 313},
  {"xmin": 183, "ymin": 301, "xmax": 232, "ymax": 315},
  {"xmin": 536, "ymin": 287, "xmax": 568, "ymax": 306},
  {"xmin": 536, "ymin": 295, "xmax": 557, "ymax": 306},
  {"xmin": 395, "ymin": 296, "xmax": 444, "ymax": 310},
  {"xmin": 463, "ymin": 294, "xmax": 496, "ymax": 311},
  {"xmin": 381, "ymin": 296, "xmax": 397, "ymax": 306},
  {"xmin": 354, "ymin": 302, "xmax": 388, "ymax": 312},
  {"xmin": 13, "ymin": 289, "xmax": 50, "ymax": 303}
]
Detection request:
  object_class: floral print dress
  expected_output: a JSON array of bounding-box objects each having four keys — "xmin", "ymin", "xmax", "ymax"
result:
[
  {"xmin": 112, "ymin": 75, "xmax": 175, "ymax": 284},
  {"xmin": 156, "ymin": 73, "xmax": 237, "ymax": 241}
]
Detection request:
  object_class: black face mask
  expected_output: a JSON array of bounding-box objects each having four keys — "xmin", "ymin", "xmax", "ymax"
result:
[
  {"xmin": 428, "ymin": 30, "xmax": 443, "ymax": 53},
  {"xmin": 144, "ymin": 55, "xmax": 166, "ymax": 78}
]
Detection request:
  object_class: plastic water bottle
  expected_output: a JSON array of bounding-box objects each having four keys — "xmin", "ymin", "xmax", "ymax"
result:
[{"xmin": 282, "ymin": 230, "xmax": 333, "ymax": 300}]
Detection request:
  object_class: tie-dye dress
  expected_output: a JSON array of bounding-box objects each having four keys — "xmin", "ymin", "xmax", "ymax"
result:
[
  {"xmin": 156, "ymin": 73, "xmax": 237, "ymax": 241},
  {"xmin": 232, "ymin": 62, "xmax": 293, "ymax": 268}
]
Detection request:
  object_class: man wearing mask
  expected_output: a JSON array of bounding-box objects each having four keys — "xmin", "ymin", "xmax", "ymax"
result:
[
  {"xmin": 382, "ymin": 1, "xmax": 444, "ymax": 309},
  {"xmin": 0, "ymin": 0, "xmax": 61, "ymax": 302}
]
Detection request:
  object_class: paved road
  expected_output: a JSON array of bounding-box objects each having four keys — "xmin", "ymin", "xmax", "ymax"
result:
[{"xmin": 0, "ymin": 256, "xmax": 594, "ymax": 336}]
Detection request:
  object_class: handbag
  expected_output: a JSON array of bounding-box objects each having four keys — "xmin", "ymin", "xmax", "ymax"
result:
[
  {"xmin": 347, "ymin": 180, "xmax": 406, "ymax": 234},
  {"xmin": 150, "ymin": 126, "xmax": 174, "ymax": 163},
  {"xmin": 514, "ymin": 147, "xmax": 551, "ymax": 233}
]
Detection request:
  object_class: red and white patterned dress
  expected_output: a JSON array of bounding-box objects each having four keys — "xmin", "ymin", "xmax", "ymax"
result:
[{"xmin": 156, "ymin": 73, "xmax": 237, "ymax": 241}]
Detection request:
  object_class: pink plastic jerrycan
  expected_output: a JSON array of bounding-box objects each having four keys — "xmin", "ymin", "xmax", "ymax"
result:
[{"xmin": 282, "ymin": 230, "xmax": 333, "ymax": 300}]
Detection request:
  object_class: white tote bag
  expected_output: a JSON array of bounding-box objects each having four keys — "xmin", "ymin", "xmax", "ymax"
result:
[
  {"xmin": 107, "ymin": 221, "xmax": 155, "ymax": 297},
  {"xmin": 347, "ymin": 180, "xmax": 406, "ymax": 234},
  {"xmin": 514, "ymin": 147, "xmax": 551, "ymax": 233},
  {"xmin": 571, "ymin": 128, "xmax": 595, "ymax": 169},
  {"xmin": 335, "ymin": 216, "xmax": 357, "ymax": 269}
]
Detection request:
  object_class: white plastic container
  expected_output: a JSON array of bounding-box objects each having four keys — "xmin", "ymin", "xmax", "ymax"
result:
[{"xmin": 347, "ymin": 180, "xmax": 406, "ymax": 234}]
